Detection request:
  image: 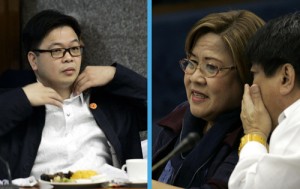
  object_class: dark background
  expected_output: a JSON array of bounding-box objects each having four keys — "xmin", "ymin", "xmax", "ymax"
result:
[{"xmin": 152, "ymin": 0, "xmax": 300, "ymax": 141}]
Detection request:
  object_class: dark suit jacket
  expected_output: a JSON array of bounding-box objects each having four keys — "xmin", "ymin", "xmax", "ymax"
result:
[
  {"xmin": 0, "ymin": 63, "xmax": 147, "ymax": 179},
  {"xmin": 152, "ymin": 102, "xmax": 243, "ymax": 189}
]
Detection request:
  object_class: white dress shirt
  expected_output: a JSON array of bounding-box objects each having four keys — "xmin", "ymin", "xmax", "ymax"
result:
[
  {"xmin": 229, "ymin": 99, "xmax": 300, "ymax": 189},
  {"xmin": 30, "ymin": 93, "xmax": 111, "ymax": 179}
]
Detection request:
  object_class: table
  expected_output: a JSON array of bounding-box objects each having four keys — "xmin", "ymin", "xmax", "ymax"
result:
[
  {"xmin": 20, "ymin": 188, "xmax": 146, "ymax": 189},
  {"xmin": 20, "ymin": 187, "xmax": 146, "ymax": 189},
  {"xmin": 19, "ymin": 183, "xmax": 147, "ymax": 189},
  {"xmin": 19, "ymin": 187, "xmax": 147, "ymax": 189}
]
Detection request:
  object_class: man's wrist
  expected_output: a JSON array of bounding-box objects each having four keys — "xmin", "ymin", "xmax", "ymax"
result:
[
  {"xmin": 244, "ymin": 131, "xmax": 268, "ymax": 140},
  {"xmin": 238, "ymin": 133, "xmax": 268, "ymax": 155}
]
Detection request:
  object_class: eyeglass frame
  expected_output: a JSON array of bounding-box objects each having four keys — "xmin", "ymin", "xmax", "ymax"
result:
[
  {"xmin": 32, "ymin": 46, "xmax": 84, "ymax": 58},
  {"xmin": 179, "ymin": 58, "xmax": 236, "ymax": 78}
]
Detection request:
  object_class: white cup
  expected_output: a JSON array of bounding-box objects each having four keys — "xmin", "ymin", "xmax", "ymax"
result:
[{"xmin": 121, "ymin": 159, "xmax": 147, "ymax": 183}]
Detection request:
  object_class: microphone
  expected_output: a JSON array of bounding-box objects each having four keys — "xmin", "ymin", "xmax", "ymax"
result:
[
  {"xmin": 152, "ymin": 132, "xmax": 200, "ymax": 172},
  {"xmin": 0, "ymin": 156, "xmax": 18, "ymax": 189}
]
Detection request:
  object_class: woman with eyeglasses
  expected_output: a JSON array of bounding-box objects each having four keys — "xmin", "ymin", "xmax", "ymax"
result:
[{"xmin": 152, "ymin": 10, "xmax": 264, "ymax": 189}]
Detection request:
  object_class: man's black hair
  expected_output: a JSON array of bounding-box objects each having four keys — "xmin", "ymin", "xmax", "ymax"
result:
[
  {"xmin": 246, "ymin": 11, "xmax": 300, "ymax": 81},
  {"xmin": 22, "ymin": 9, "xmax": 81, "ymax": 55}
]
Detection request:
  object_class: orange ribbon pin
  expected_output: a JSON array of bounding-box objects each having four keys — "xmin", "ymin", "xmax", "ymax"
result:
[{"xmin": 89, "ymin": 103, "xmax": 97, "ymax": 109}]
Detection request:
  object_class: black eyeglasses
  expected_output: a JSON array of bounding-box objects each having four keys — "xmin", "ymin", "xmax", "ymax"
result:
[
  {"xmin": 32, "ymin": 46, "xmax": 84, "ymax": 58},
  {"xmin": 179, "ymin": 58, "xmax": 236, "ymax": 78}
]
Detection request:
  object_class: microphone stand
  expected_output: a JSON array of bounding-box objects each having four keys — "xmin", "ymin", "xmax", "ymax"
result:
[
  {"xmin": 152, "ymin": 132, "xmax": 200, "ymax": 172},
  {"xmin": 152, "ymin": 150, "xmax": 176, "ymax": 172}
]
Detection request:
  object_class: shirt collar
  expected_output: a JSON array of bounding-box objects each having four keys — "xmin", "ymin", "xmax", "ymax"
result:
[
  {"xmin": 278, "ymin": 99, "xmax": 300, "ymax": 123},
  {"xmin": 46, "ymin": 93, "xmax": 85, "ymax": 111},
  {"xmin": 66, "ymin": 92, "xmax": 85, "ymax": 104},
  {"xmin": 36, "ymin": 79, "xmax": 85, "ymax": 104}
]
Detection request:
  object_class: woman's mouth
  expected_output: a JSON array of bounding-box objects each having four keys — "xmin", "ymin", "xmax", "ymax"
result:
[{"xmin": 191, "ymin": 91, "xmax": 208, "ymax": 102}]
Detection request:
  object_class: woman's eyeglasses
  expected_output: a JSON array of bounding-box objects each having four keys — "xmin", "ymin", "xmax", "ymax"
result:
[{"xmin": 179, "ymin": 58, "xmax": 236, "ymax": 78}]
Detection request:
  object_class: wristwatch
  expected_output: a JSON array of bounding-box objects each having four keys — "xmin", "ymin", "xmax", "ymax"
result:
[{"xmin": 238, "ymin": 133, "xmax": 268, "ymax": 155}]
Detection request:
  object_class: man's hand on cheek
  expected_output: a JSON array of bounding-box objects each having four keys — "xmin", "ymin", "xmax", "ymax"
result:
[{"xmin": 241, "ymin": 84, "xmax": 272, "ymax": 139}]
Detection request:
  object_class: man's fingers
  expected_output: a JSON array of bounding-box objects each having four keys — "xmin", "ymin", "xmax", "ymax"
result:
[
  {"xmin": 243, "ymin": 84, "xmax": 250, "ymax": 97},
  {"xmin": 74, "ymin": 76, "xmax": 90, "ymax": 95},
  {"xmin": 74, "ymin": 71, "xmax": 92, "ymax": 95},
  {"xmin": 47, "ymin": 98, "xmax": 63, "ymax": 108},
  {"xmin": 23, "ymin": 82, "xmax": 65, "ymax": 107},
  {"xmin": 241, "ymin": 84, "xmax": 256, "ymax": 130},
  {"xmin": 249, "ymin": 84, "xmax": 263, "ymax": 107},
  {"xmin": 49, "ymin": 90, "xmax": 64, "ymax": 102},
  {"xmin": 74, "ymin": 72, "xmax": 85, "ymax": 88},
  {"xmin": 242, "ymin": 84, "xmax": 254, "ymax": 107}
]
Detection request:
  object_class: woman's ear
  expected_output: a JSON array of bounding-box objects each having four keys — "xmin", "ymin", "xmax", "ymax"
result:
[
  {"xmin": 280, "ymin": 63, "xmax": 295, "ymax": 95},
  {"xmin": 27, "ymin": 51, "xmax": 38, "ymax": 71}
]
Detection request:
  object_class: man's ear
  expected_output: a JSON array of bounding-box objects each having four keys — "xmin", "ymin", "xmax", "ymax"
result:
[
  {"xmin": 27, "ymin": 51, "xmax": 38, "ymax": 71},
  {"xmin": 280, "ymin": 63, "xmax": 295, "ymax": 95}
]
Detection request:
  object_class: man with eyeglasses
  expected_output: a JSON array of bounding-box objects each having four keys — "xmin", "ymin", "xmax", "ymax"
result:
[
  {"xmin": 32, "ymin": 46, "xmax": 84, "ymax": 60},
  {"xmin": 0, "ymin": 9, "xmax": 146, "ymax": 180}
]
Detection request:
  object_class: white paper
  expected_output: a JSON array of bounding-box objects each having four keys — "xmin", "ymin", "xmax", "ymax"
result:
[
  {"xmin": 12, "ymin": 176, "xmax": 37, "ymax": 187},
  {"xmin": 93, "ymin": 163, "xmax": 129, "ymax": 183}
]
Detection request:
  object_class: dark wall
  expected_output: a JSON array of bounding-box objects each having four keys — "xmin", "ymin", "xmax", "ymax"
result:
[{"xmin": 21, "ymin": 0, "xmax": 147, "ymax": 77}]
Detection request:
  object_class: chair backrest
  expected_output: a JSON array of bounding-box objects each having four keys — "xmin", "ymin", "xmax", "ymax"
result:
[{"xmin": 0, "ymin": 69, "xmax": 35, "ymax": 88}]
